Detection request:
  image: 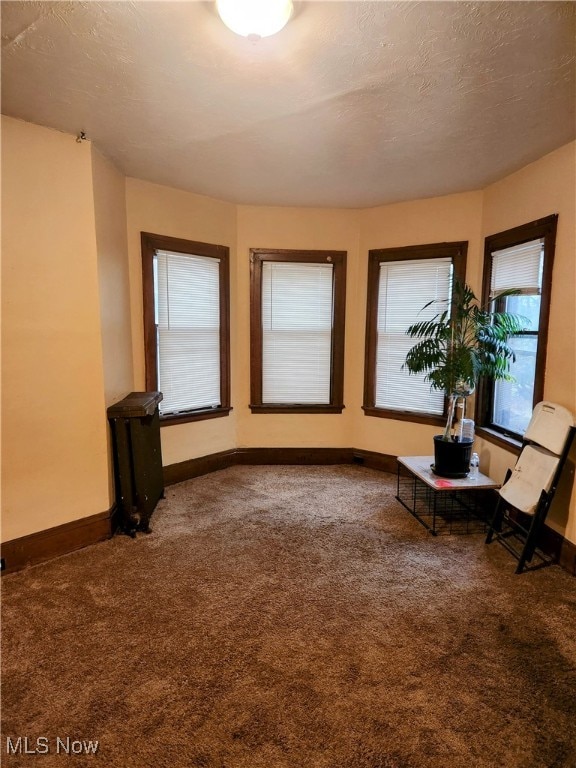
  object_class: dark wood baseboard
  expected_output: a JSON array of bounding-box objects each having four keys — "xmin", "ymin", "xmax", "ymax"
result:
[
  {"xmin": 352, "ymin": 448, "xmax": 398, "ymax": 474},
  {"xmin": 1, "ymin": 505, "xmax": 117, "ymax": 575},
  {"xmin": 559, "ymin": 537, "xmax": 576, "ymax": 576},
  {"xmin": 163, "ymin": 447, "xmax": 356, "ymax": 486},
  {"xmin": 5, "ymin": 448, "xmax": 575, "ymax": 578},
  {"xmin": 163, "ymin": 449, "xmax": 237, "ymax": 486},
  {"xmin": 235, "ymin": 447, "xmax": 354, "ymax": 466},
  {"xmin": 547, "ymin": 527, "xmax": 576, "ymax": 576}
]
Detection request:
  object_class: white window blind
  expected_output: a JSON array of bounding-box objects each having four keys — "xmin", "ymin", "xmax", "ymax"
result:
[
  {"xmin": 155, "ymin": 250, "xmax": 220, "ymax": 416},
  {"xmin": 262, "ymin": 261, "xmax": 333, "ymax": 404},
  {"xmin": 493, "ymin": 335, "xmax": 538, "ymax": 435},
  {"xmin": 376, "ymin": 258, "xmax": 452, "ymax": 414},
  {"xmin": 490, "ymin": 238, "xmax": 544, "ymax": 435},
  {"xmin": 490, "ymin": 238, "xmax": 543, "ymax": 295}
]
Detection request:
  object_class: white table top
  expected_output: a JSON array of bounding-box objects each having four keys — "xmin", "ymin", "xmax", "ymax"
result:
[{"xmin": 397, "ymin": 456, "xmax": 500, "ymax": 492}]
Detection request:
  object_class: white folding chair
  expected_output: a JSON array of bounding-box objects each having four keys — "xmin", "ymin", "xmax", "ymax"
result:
[{"xmin": 485, "ymin": 401, "xmax": 575, "ymax": 573}]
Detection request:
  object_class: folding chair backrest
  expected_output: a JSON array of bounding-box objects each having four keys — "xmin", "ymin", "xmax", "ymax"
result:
[
  {"xmin": 499, "ymin": 445, "xmax": 560, "ymax": 514},
  {"xmin": 524, "ymin": 401, "xmax": 574, "ymax": 454},
  {"xmin": 499, "ymin": 401, "xmax": 574, "ymax": 515}
]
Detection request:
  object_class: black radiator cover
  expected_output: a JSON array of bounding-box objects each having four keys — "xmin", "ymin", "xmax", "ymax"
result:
[{"xmin": 107, "ymin": 392, "xmax": 164, "ymax": 537}]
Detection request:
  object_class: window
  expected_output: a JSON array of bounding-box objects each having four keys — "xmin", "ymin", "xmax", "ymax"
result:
[
  {"xmin": 141, "ymin": 232, "xmax": 231, "ymax": 425},
  {"xmin": 477, "ymin": 215, "xmax": 557, "ymax": 443},
  {"xmin": 363, "ymin": 242, "xmax": 467, "ymax": 424},
  {"xmin": 250, "ymin": 249, "xmax": 346, "ymax": 413}
]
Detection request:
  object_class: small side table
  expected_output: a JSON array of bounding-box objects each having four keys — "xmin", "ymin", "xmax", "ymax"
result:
[{"xmin": 397, "ymin": 456, "xmax": 500, "ymax": 536}]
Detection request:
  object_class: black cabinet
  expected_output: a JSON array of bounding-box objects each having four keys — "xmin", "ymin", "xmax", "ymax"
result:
[{"xmin": 107, "ymin": 392, "xmax": 164, "ymax": 537}]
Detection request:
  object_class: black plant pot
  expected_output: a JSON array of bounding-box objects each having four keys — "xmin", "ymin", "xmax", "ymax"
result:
[{"xmin": 432, "ymin": 435, "xmax": 474, "ymax": 478}]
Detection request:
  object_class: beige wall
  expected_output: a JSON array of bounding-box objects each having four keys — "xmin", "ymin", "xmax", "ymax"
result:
[
  {"xmin": 236, "ymin": 205, "xmax": 361, "ymax": 448},
  {"xmin": 92, "ymin": 147, "xmax": 134, "ymax": 500},
  {"xmin": 477, "ymin": 142, "xmax": 576, "ymax": 541},
  {"xmin": 1, "ymin": 117, "xmax": 109, "ymax": 541},
  {"xmin": 124, "ymin": 178, "xmax": 237, "ymax": 466},
  {"xmin": 481, "ymin": 142, "xmax": 575, "ymax": 414},
  {"xmin": 3, "ymin": 114, "xmax": 575, "ymax": 546},
  {"xmin": 354, "ymin": 191, "xmax": 485, "ymax": 456}
]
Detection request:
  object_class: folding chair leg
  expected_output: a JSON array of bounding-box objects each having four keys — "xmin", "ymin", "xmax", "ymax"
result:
[
  {"xmin": 515, "ymin": 491, "xmax": 549, "ymax": 574},
  {"xmin": 485, "ymin": 496, "xmax": 505, "ymax": 544},
  {"xmin": 486, "ymin": 470, "xmax": 511, "ymax": 545},
  {"xmin": 516, "ymin": 547, "xmax": 531, "ymax": 575}
]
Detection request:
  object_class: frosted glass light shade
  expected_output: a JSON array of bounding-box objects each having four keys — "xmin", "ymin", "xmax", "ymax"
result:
[{"xmin": 216, "ymin": 0, "xmax": 293, "ymax": 38}]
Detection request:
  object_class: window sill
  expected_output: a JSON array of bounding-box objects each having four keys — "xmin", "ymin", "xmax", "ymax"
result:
[
  {"xmin": 475, "ymin": 426, "xmax": 522, "ymax": 456},
  {"xmin": 362, "ymin": 406, "xmax": 446, "ymax": 428},
  {"xmin": 160, "ymin": 407, "xmax": 232, "ymax": 427},
  {"xmin": 249, "ymin": 404, "xmax": 344, "ymax": 415}
]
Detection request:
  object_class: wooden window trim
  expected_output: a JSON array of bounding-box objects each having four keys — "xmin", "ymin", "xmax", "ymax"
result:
[
  {"xmin": 141, "ymin": 232, "xmax": 231, "ymax": 426},
  {"xmin": 475, "ymin": 426, "xmax": 522, "ymax": 456},
  {"xmin": 475, "ymin": 214, "xmax": 558, "ymax": 442},
  {"xmin": 249, "ymin": 248, "xmax": 347, "ymax": 414},
  {"xmin": 363, "ymin": 241, "xmax": 468, "ymax": 424}
]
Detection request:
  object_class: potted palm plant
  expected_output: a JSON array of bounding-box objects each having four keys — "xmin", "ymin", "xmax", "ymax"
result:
[{"xmin": 404, "ymin": 282, "xmax": 526, "ymax": 477}]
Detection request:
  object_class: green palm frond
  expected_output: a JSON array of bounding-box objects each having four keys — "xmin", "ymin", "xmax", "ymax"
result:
[{"xmin": 403, "ymin": 281, "xmax": 528, "ymax": 438}]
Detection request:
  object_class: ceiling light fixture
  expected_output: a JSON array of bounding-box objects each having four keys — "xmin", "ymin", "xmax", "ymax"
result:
[{"xmin": 216, "ymin": 0, "xmax": 294, "ymax": 39}]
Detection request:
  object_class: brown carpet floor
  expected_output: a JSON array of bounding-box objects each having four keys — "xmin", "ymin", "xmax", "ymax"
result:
[{"xmin": 2, "ymin": 465, "xmax": 576, "ymax": 768}]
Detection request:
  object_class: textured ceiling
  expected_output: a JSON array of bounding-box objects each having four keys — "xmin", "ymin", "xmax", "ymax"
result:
[{"xmin": 2, "ymin": 1, "xmax": 575, "ymax": 208}]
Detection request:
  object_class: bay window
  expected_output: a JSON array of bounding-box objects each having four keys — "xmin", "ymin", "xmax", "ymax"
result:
[
  {"xmin": 477, "ymin": 215, "xmax": 557, "ymax": 442},
  {"xmin": 141, "ymin": 232, "xmax": 231, "ymax": 425},
  {"xmin": 250, "ymin": 249, "xmax": 346, "ymax": 413},
  {"xmin": 363, "ymin": 242, "xmax": 467, "ymax": 423}
]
